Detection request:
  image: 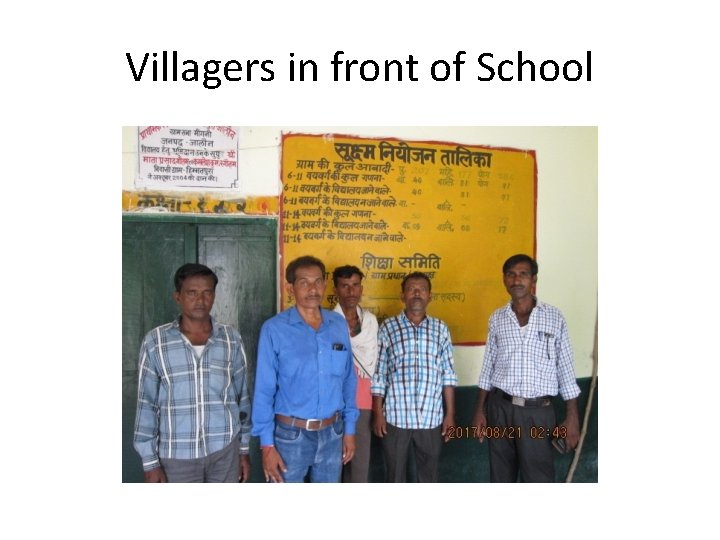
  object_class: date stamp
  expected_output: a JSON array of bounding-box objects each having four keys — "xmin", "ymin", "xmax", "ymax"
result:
[
  {"xmin": 447, "ymin": 425, "xmax": 523, "ymax": 439},
  {"xmin": 447, "ymin": 425, "xmax": 568, "ymax": 440}
]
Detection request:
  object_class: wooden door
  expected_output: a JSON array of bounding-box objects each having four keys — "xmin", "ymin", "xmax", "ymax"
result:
[{"xmin": 122, "ymin": 216, "xmax": 277, "ymax": 482}]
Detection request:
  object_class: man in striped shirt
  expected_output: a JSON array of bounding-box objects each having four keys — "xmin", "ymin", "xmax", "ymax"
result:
[
  {"xmin": 371, "ymin": 272, "xmax": 457, "ymax": 482},
  {"xmin": 133, "ymin": 263, "xmax": 252, "ymax": 482},
  {"xmin": 472, "ymin": 254, "xmax": 581, "ymax": 482}
]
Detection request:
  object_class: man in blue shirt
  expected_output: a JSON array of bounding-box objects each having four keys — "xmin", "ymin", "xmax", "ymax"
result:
[
  {"xmin": 133, "ymin": 263, "xmax": 252, "ymax": 482},
  {"xmin": 252, "ymin": 255, "xmax": 358, "ymax": 482},
  {"xmin": 372, "ymin": 272, "xmax": 457, "ymax": 482}
]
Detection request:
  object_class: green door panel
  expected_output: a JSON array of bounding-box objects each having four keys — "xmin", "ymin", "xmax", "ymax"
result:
[
  {"xmin": 122, "ymin": 220, "xmax": 195, "ymax": 482},
  {"xmin": 122, "ymin": 216, "xmax": 277, "ymax": 483},
  {"xmin": 198, "ymin": 220, "xmax": 277, "ymax": 397}
]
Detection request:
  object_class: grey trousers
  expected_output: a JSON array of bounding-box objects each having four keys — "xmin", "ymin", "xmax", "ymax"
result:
[
  {"xmin": 343, "ymin": 409, "xmax": 372, "ymax": 482},
  {"xmin": 161, "ymin": 438, "xmax": 240, "ymax": 483}
]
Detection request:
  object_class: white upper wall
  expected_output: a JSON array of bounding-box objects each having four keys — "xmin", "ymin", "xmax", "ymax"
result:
[{"xmin": 122, "ymin": 126, "xmax": 597, "ymax": 383}]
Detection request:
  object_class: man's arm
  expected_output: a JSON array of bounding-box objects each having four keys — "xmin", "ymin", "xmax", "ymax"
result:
[
  {"xmin": 559, "ymin": 398, "xmax": 580, "ymax": 451},
  {"xmin": 232, "ymin": 329, "xmax": 253, "ymax": 457},
  {"xmin": 251, "ymin": 323, "xmax": 279, "ymax": 447},
  {"xmin": 441, "ymin": 385, "xmax": 455, "ymax": 442},
  {"xmin": 371, "ymin": 324, "xmax": 389, "ymax": 437},
  {"xmin": 472, "ymin": 388, "xmax": 490, "ymax": 442},
  {"xmin": 261, "ymin": 446, "xmax": 287, "ymax": 483},
  {"xmin": 342, "ymin": 435, "xmax": 356, "ymax": 464},
  {"xmin": 371, "ymin": 395, "xmax": 387, "ymax": 437},
  {"xmin": 231, "ymin": 331, "xmax": 253, "ymax": 481},
  {"xmin": 474, "ymin": 315, "xmax": 498, "ymax": 443},
  {"xmin": 144, "ymin": 468, "xmax": 167, "ymax": 482},
  {"xmin": 340, "ymin": 331, "xmax": 359, "ymax": 436},
  {"xmin": 439, "ymin": 324, "xmax": 457, "ymax": 442},
  {"xmin": 251, "ymin": 323, "xmax": 288, "ymax": 482},
  {"xmin": 554, "ymin": 312, "xmax": 581, "ymax": 402},
  {"xmin": 553, "ymin": 313, "xmax": 581, "ymax": 451},
  {"xmin": 133, "ymin": 335, "xmax": 164, "ymax": 477},
  {"xmin": 476, "ymin": 316, "xmax": 498, "ymax": 392},
  {"xmin": 238, "ymin": 454, "xmax": 251, "ymax": 482}
]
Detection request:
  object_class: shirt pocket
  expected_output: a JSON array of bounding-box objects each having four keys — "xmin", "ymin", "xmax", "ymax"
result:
[
  {"xmin": 329, "ymin": 350, "xmax": 348, "ymax": 377},
  {"xmin": 206, "ymin": 353, "xmax": 233, "ymax": 394},
  {"xmin": 533, "ymin": 329, "xmax": 558, "ymax": 374}
]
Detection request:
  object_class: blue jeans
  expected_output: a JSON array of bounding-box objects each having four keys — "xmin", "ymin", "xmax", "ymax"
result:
[{"xmin": 273, "ymin": 417, "xmax": 344, "ymax": 483}]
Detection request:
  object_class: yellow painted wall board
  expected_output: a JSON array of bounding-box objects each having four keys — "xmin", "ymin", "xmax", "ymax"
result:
[{"xmin": 281, "ymin": 133, "xmax": 536, "ymax": 343}]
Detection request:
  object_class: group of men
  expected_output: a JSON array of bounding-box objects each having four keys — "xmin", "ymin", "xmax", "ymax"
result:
[{"xmin": 133, "ymin": 253, "xmax": 580, "ymax": 483}]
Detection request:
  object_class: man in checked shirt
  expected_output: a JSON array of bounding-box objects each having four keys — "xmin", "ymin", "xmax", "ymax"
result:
[
  {"xmin": 133, "ymin": 263, "xmax": 252, "ymax": 482},
  {"xmin": 371, "ymin": 271, "xmax": 457, "ymax": 482},
  {"xmin": 472, "ymin": 254, "xmax": 581, "ymax": 482}
]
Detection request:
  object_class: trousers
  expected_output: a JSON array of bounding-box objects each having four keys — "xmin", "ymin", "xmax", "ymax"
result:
[
  {"xmin": 487, "ymin": 389, "xmax": 556, "ymax": 482},
  {"xmin": 274, "ymin": 416, "xmax": 344, "ymax": 483},
  {"xmin": 382, "ymin": 422, "xmax": 442, "ymax": 482},
  {"xmin": 161, "ymin": 438, "xmax": 239, "ymax": 483}
]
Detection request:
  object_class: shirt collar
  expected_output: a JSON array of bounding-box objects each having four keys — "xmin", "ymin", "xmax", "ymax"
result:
[
  {"xmin": 503, "ymin": 297, "xmax": 547, "ymax": 315},
  {"xmin": 172, "ymin": 315, "xmax": 219, "ymax": 336},
  {"xmin": 289, "ymin": 305, "xmax": 329, "ymax": 327},
  {"xmin": 333, "ymin": 303, "xmax": 362, "ymax": 320},
  {"xmin": 400, "ymin": 310, "xmax": 428, "ymax": 327}
]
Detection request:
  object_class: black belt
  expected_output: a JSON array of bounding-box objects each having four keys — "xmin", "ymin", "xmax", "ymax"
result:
[{"xmin": 499, "ymin": 390, "xmax": 552, "ymax": 408}]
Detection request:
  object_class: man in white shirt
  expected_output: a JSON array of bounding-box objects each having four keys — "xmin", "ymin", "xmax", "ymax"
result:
[
  {"xmin": 333, "ymin": 265, "xmax": 378, "ymax": 482},
  {"xmin": 473, "ymin": 254, "xmax": 581, "ymax": 482}
]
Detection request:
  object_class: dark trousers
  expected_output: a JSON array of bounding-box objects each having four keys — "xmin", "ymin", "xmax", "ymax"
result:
[
  {"xmin": 487, "ymin": 389, "xmax": 556, "ymax": 482},
  {"xmin": 382, "ymin": 423, "xmax": 442, "ymax": 482},
  {"xmin": 343, "ymin": 409, "xmax": 372, "ymax": 482}
]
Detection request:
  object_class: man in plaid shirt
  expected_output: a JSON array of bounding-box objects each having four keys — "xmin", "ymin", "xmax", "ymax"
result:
[
  {"xmin": 371, "ymin": 271, "xmax": 457, "ymax": 482},
  {"xmin": 133, "ymin": 263, "xmax": 252, "ymax": 482},
  {"xmin": 472, "ymin": 254, "xmax": 581, "ymax": 482}
]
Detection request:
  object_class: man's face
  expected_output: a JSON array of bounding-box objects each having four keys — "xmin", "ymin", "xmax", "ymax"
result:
[
  {"xmin": 503, "ymin": 261, "xmax": 537, "ymax": 301},
  {"xmin": 401, "ymin": 277, "xmax": 431, "ymax": 315},
  {"xmin": 334, "ymin": 274, "xmax": 363, "ymax": 310},
  {"xmin": 287, "ymin": 265, "xmax": 326, "ymax": 310},
  {"xmin": 174, "ymin": 275, "xmax": 216, "ymax": 322}
]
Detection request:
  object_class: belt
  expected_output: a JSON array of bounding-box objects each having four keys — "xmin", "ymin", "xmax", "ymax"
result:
[
  {"xmin": 500, "ymin": 390, "xmax": 552, "ymax": 408},
  {"xmin": 275, "ymin": 412, "xmax": 340, "ymax": 431}
]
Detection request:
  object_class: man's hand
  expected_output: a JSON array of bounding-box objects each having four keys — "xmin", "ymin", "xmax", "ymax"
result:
[
  {"xmin": 559, "ymin": 398, "xmax": 580, "ymax": 451},
  {"xmin": 441, "ymin": 386, "xmax": 455, "ymax": 443},
  {"xmin": 472, "ymin": 389, "xmax": 489, "ymax": 443},
  {"xmin": 262, "ymin": 446, "xmax": 287, "ymax": 483},
  {"xmin": 441, "ymin": 414, "xmax": 455, "ymax": 443},
  {"xmin": 372, "ymin": 395, "xmax": 387, "ymax": 438},
  {"xmin": 342, "ymin": 434, "xmax": 356, "ymax": 464},
  {"xmin": 144, "ymin": 467, "xmax": 167, "ymax": 483},
  {"xmin": 372, "ymin": 410, "xmax": 387, "ymax": 437},
  {"xmin": 472, "ymin": 410, "xmax": 488, "ymax": 443},
  {"xmin": 238, "ymin": 454, "xmax": 251, "ymax": 482}
]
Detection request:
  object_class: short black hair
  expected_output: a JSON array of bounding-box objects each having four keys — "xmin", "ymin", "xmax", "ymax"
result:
[
  {"xmin": 401, "ymin": 272, "xmax": 432, "ymax": 292},
  {"xmin": 332, "ymin": 265, "xmax": 365, "ymax": 286},
  {"xmin": 174, "ymin": 263, "xmax": 218, "ymax": 292},
  {"xmin": 285, "ymin": 255, "xmax": 326, "ymax": 283},
  {"xmin": 502, "ymin": 254, "xmax": 538, "ymax": 276}
]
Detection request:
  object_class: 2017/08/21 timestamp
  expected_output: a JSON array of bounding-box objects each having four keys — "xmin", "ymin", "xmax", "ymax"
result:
[{"xmin": 447, "ymin": 425, "xmax": 568, "ymax": 439}]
